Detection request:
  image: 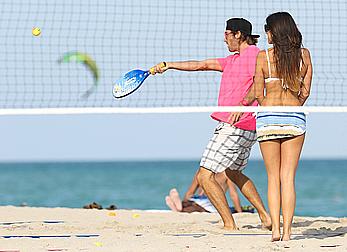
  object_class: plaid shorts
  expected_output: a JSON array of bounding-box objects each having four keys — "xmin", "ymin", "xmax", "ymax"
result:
[{"xmin": 200, "ymin": 122, "xmax": 256, "ymax": 173}]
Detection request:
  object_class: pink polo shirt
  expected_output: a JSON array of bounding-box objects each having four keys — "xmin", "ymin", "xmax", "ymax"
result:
[{"xmin": 211, "ymin": 45, "xmax": 259, "ymax": 131}]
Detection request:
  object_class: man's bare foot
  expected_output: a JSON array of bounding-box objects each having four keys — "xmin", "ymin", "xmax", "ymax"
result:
[
  {"xmin": 260, "ymin": 214, "xmax": 272, "ymax": 231},
  {"xmin": 169, "ymin": 188, "xmax": 182, "ymax": 211},
  {"xmin": 223, "ymin": 225, "xmax": 239, "ymax": 231},
  {"xmin": 261, "ymin": 221, "xmax": 272, "ymax": 231},
  {"xmin": 165, "ymin": 196, "xmax": 178, "ymax": 211}
]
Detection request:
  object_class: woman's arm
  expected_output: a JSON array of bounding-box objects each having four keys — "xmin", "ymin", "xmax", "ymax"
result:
[
  {"xmin": 299, "ymin": 48, "xmax": 313, "ymax": 105},
  {"xmin": 242, "ymin": 51, "xmax": 266, "ymax": 105},
  {"xmin": 226, "ymin": 179, "xmax": 242, "ymax": 213},
  {"xmin": 183, "ymin": 172, "xmax": 200, "ymax": 201},
  {"xmin": 152, "ymin": 59, "xmax": 222, "ymax": 74}
]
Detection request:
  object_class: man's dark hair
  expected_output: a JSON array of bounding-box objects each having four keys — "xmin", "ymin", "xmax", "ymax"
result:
[{"xmin": 231, "ymin": 31, "xmax": 258, "ymax": 45}]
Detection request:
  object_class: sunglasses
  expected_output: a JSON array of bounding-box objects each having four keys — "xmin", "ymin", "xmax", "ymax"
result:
[
  {"xmin": 224, "ymin": 31, "xmax": 233, "ymax": 38},
  {"xmin": 264, "ymin": 24, "xmax": 270, "ymax": 32}
]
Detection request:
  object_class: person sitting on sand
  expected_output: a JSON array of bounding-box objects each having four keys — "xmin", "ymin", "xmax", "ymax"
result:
[{"xmin": 166, "ymin": 171, "xmax": 254, "ymax": 213}]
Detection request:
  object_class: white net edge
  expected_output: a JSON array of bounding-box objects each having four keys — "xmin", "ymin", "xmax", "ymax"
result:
[{"xmin": 1, "ymin": 106, "xmax": 347, "ymax": 116}]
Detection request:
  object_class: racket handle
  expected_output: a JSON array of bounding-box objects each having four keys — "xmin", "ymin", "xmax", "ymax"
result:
[
  {"xmin": 149, "ymin": 67, "xmax": 155, "ymax": 75},
  {"xmin": 149, "ymin": 62, "xmax": 167, "ymax": 75}
]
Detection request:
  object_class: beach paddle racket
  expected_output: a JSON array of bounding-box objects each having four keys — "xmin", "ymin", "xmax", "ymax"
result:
[{"xmin": 113, "ymin": 62, "xmax": 166, "ymax": 98}]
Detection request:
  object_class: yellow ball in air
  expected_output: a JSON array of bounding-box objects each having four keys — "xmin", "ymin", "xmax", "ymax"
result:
[{"xmin": 32, "ymin": 27, "xmax": 41, "ymax": 36}]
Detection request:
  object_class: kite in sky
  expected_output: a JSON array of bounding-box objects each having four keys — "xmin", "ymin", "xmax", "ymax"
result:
[{"xmin": 58, "ymin": 52, "xmax": 99, "ymax": 98}]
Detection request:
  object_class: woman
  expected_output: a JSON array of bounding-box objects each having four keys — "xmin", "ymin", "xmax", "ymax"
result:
[
  {"xmin": 165, "ymin": 171, "xmax": 243, "ymax": 213},
  {"xmin": 242, "ymin": 12, "xmax": 313, "ymax": 241}
]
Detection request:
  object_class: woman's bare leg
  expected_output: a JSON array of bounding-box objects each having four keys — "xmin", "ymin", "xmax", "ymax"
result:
[
  {"xmin": 280, "ymin": 134, "xmax": 305, "ymax": 241},
  {"xmin": 260, "ymin": 140, "xmax": 281, "ymax": 241}
]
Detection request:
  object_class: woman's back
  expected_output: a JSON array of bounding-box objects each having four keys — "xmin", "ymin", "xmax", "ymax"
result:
[{"xmin": 261, "ymin": 48, "xmax": 309, "ymax": 106}]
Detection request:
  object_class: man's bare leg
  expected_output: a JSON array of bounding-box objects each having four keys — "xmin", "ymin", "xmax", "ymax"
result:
[
  {"xmin": 197, "ymin": 167, "xmax": 237, "ymax": 230},
  {"xmin": 225, "ymin": 169, "xmax": 272, "ymax": 230}
]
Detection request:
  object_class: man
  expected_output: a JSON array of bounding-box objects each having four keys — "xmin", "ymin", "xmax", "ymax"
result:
[
  {"xmin": 165, "ymin": 171, "xmax": 243, "ymax": 213},
  {"xmin": 152, "ymin": 18, "xmax": 271, "ymax": 230}
]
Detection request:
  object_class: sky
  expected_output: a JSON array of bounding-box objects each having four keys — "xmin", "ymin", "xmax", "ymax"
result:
[
  {"xmin": 0, "ymin": 112, "xmax": 346, "ymax": 162},
  {"xmin": 0, "ymin": 0, "xmax": 346, "ymax": 162}
]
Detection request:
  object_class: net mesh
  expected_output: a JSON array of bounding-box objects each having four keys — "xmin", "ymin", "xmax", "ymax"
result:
[{"xmin": 1, "ymin": 0, "xmax": 347, "ymax": 112}]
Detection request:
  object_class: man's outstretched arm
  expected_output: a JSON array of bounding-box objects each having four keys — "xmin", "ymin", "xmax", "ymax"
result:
[{"xmin": 152, "ymin": 59, "xmax": 222, "ymax": 74}]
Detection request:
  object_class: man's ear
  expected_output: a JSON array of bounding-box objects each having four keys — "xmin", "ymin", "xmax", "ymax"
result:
[{"xmin": 235, "ymin": 31, "xmax": 242, "ymax": 39}]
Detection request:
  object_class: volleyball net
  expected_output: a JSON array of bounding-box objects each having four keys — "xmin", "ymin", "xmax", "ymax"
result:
[{"xmin": 1, "ymin": 0, "xmax": 346, "ymax": 115}]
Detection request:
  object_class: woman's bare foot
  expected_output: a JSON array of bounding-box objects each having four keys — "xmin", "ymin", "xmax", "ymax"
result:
[
  {"xmin": 169, "ymin": 188, "xmax": 182, "ymax": 211},
  {"xmin": 165, "ymin": 196, "xmax": 178, "ymax": 211},
  {"xmin": 271, "ymin": 230, "xmax": 281, "ymax": 242},
  {"xmin": 281, "ymin": 233, "xmax": 291, "ymax": 241},
  {"xmin": 271, "ymin": 236, "xmax": 281, "ymax": 242}
]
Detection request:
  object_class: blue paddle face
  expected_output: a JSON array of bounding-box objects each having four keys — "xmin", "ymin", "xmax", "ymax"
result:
[{"xmin": 113, "ymin": 69, "xmax": 151, "ymax": 98}]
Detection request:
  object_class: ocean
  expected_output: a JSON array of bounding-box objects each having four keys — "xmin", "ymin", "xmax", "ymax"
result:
[{"xmin": 0, "ymin": 160, "xmax": 346, "ymax": 217}]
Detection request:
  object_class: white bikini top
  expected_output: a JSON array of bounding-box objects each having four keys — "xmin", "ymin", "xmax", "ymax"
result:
[{"xmin": 264, "ymin": 49, "xmax": 303, "ymax": 91}]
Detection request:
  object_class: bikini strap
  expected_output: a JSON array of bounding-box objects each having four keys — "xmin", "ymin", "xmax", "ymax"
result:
[
  {"xmin": 265, "ymin": 49, "xmax": 272, "ymax": 78},
  {"xmin": 299, "ymin": 48, "xmax": 305, "ymax": 71}
]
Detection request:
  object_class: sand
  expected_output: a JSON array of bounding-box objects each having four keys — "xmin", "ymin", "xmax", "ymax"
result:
[{"xmin": 0, "ymin": 206, "xmax": 346, "ymax": 251}]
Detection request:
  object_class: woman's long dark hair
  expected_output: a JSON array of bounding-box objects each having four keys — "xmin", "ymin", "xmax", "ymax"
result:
[{"xmin": 266, "ymin": 12, "xmax": 303, "ymax": 92}]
